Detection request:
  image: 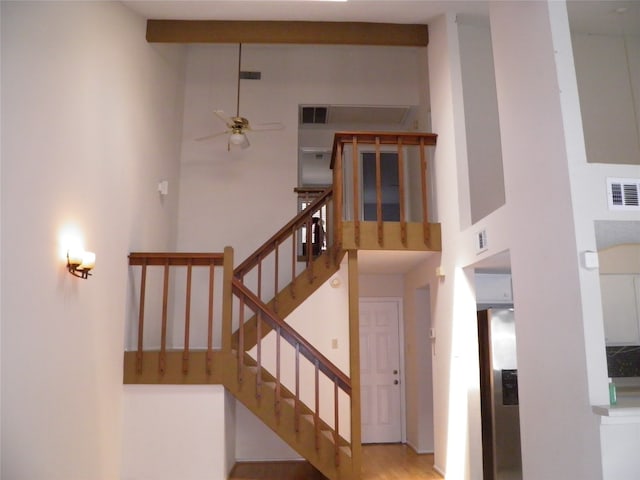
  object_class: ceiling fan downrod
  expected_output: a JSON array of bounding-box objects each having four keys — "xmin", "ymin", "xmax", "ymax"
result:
[{"xmin": 236, "ymin": 43, "xmax": 242, "ymax": 118}]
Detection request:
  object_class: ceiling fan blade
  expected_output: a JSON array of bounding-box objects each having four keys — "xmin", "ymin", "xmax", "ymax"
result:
[
  {"xmin": 213, "ymin": 109, "xmax": 234, "ymax": 127},
  {"xmin": 195, "ymin": 130, "xmax": 229, "ymax": 141},
  {"xmin": 247, "ymin": 122, "xmax": 285, "ymax": 132}
]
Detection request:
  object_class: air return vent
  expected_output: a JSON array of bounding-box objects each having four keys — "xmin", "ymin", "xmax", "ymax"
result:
[
  {"xmin": 607, "ymin": 178, "xmax": 640, "ymax": 210},
  {"xmin": 301, "ymin": 106, "xmax": 328, "ymax": 124},
  {"xmin": 476, "ymin": 229, "xmax": 488, "ymax": 254},
  {"xmin": 300, "ymin": 105, "xmax": 412, "ymax": 126}
]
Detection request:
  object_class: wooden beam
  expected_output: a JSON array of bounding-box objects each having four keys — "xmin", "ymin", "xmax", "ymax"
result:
[{"xmin": 146, "ymin": 20, "xmax": 428, "ymax": 46}]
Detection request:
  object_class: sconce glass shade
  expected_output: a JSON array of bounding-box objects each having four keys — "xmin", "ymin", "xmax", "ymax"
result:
[
  {"xmin": 67, "ymin": 249, "xmax": 84, "ymax": 266},
  {"xmin": 80, "ymin": 251, "xmax": 96, "ymax": 270},
  {"xmin": 67, "ymin": 250, "xmax": 95, "ymax": 279}
]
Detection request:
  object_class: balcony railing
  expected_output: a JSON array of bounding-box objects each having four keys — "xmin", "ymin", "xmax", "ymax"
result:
[{"xmin": 331, "ymin": 131, "xmax": 438, "ymax": 250}]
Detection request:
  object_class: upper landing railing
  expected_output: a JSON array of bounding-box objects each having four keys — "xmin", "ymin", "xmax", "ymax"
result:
[{"xmin": 330, "ymin": 131, "xmax": 438, "ymax": 251}]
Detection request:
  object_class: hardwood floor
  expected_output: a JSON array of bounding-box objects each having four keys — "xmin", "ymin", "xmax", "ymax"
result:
[
  {"xmin": 229, "ymin": 444, "xmax": 442, "ymax": 480},
  {"xmin": 229, "ymin": 460, "xmax": 325, "ymax": 480},
  {"xmin": 361, "ymin": 444, "xmax": 442, "ymax": 480}
]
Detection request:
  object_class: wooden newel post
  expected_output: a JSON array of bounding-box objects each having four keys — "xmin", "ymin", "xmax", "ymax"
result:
[{"xmin": 348, "ymin": 250, "xmax": 362, "ymax": 477}]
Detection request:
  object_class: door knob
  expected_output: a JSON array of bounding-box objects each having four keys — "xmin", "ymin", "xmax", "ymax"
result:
[
  {"xmin": 393, "ymin": 370, "xmax": 398, "ymax": 375},
  {"xmin": 394, "ymin": 380, "xmax": 399, "ymax": 385}
]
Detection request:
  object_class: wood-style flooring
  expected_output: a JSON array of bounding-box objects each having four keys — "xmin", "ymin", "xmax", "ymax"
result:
[{"xmin": 229, "ymin": 444, "xmax": 442, "ymax": 480}]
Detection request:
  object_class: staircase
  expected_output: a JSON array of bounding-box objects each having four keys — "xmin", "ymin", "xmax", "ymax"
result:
[
  {"xmin": 228, "ymin": 187, "xmax": 354, "ymax": 479},
  {"xmin": 123, "ymin": 131, "xmax": 440, "ymax": 480}
]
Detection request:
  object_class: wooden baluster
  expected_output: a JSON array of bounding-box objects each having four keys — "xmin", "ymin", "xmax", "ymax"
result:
[
  {"xmin": 295, "ymin": 343, "xmax": 300, "ymax": 433},
  {"xmin": 238, "ymin": 296, "xmax": 245, "ymax": 386},
  {"xmin": 324, "ymin": 198, "xmax": 331, "ymax": 269},
  {"xmin": 136, "ymin": 261, "xmax": 147, "ymax": 374},
  {"xmin": 183, "ymin": 260, "xmax": 192, "ymax": 374},
  {"xmin": 257, "ymin": 254, "xmax": 262, "ymax": 302},
  {"xmin": 273, "ymin": 240, "xmax": 279, "ymax": 314},
  {"xmin": 306, "ymin": 215, "xmax": 312, "ymax": 267},
  {"xmin": 314, "ymin": 358, "xmax": 320, "ymax": 450},
  {"xmin": 420, "ymin": 138, "xmax": 430, "ymax": 245},
  {"xmin": 207, "ymin": 259, "xmax": 215, "ymax": 374},
  {"xmin": 275, "ymin": 326, "xmax": 281, "ymax": 421},
  {"xmin": 290, "ymin": 225, "xmax": 296, "ymax": 300},
  {"xmin": 307, "ymin": 215, "xmax": 314, "ymax": 283},
  {"xmin": 397, "ymin": 137, "xmax": 407, "ymax": 247},
  {"xmin": 221, "ymin": 247, "xmax": 234, "ymax": 354},
  {"xmin": 334, "ymin": 142, "xmax": 344, "ymax": 258},
  {"xmin": 159, "ymin": 260, "xmax": 169, "ymax": 375},
  {"xmin": 352, "ymin": 137, "xmax": 360, "ymax": 247},
  {"xmin": 375, "ymin": 136, "xmax": 383, "ymax": 246},
  {"xmin": 334, "ymin": 378, "xmax": 340, "ymax": 466},
  {"xmin": 256, "ymin": 310, "xmax": 262, "ymax": 402}
]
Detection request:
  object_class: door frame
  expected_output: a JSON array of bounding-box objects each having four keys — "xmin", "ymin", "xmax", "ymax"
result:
[{"xmin": 359, "ymin": 296, "xmax": 407, "ymax": 444}]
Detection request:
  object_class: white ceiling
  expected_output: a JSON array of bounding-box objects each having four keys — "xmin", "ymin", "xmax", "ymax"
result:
[
  {"xmin": 122, "ymin": 0, "xmax": 488, "ymax": 24},
  {"xmin": 123, "ymin": 0, "xmax": 640, "ymax": 35}
]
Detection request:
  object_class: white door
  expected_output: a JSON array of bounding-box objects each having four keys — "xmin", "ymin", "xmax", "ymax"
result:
[{"xmin": 360, "ymin": 300, "xmax": 402, "ymax": 443}]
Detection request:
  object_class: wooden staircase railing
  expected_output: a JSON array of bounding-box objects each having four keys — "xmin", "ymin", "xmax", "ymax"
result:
[
  {"xmin": 125, "ymin": 248, "xmax": 354, "ymax": 478},
  {"xmin": 232, "ymin": 277, "xmax": 351, "ymax": 469},
  {"xmin": 123, "ymin": 131, "xmax": 440, "ymax": 480},
  {"xmin": 126, "ymin": 250, "xmax": 233, "ymax": 380},
  {"xmin": 234, "ymin": 186, "xmax": 336, "ymax": 305},
  {"xmin": 331, "ymin": 131, "xmax": 439, "ymax": 250}
]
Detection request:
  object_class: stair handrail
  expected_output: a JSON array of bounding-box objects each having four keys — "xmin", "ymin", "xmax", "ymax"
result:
[
  {"xmin": 330, "ymin": 130, "xmax": 438, "ymax": 168},
  {"xmin": 234, "ymin": 186, "xmax": 333, "ymax": 280},
  {"xmin": 231, "ymin": 277, "xmax": 351, "ymax": 394}
]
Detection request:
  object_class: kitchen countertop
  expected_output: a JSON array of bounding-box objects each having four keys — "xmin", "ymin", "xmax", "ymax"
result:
[{"xmin": 593, "ymin": 391, "xmax": 640, "ymax": 423}]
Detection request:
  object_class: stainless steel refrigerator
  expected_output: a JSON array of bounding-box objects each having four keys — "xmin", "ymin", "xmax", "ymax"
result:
[{"xmin": 477, "ymin": 308, "xmax": 523, "ymax": 480}]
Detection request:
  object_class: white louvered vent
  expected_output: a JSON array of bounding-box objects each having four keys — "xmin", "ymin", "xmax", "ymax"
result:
[
  {"xmin": 476, "ymin": 229, "xmax": 488, "ymax": 254},
  {"xmin": 607, "ymin": 178, "xmax": 640, "ymax": 210}
]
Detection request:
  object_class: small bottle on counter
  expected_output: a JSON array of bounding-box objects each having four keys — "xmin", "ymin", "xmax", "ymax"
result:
[{"xmin": 609, "ymin": 378, "xmax": 617, "ymax": 405}]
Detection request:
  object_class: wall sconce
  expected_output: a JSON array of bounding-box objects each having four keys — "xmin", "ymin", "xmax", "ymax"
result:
[{"xmin": 67, "ymin": 249, "xmax": 96, "ymax": 279}]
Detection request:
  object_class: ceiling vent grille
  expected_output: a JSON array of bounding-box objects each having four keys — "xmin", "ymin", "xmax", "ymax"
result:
[
  {"xmin": 299, "ymin": 105, "xmax": 411, "ymax": 126},
  {"xmin": 301, "ymin": 106, "xmax": 328, "ymax": 124},
  {"xmin": 607, "ymin": 177, "xmax": 640, "ymax": 210}
]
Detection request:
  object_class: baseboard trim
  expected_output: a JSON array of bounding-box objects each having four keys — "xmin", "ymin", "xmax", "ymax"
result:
[
  {"xmin": 405, "ymin": 441, "xmax": 434, "ymax": 455},
  {"xmin": 234, "ymin": 456, "xmax": 304, "ymax": 462},
  {"xmin": 433, "ymin": 464, "xmax": 445, "ymax": 477}
]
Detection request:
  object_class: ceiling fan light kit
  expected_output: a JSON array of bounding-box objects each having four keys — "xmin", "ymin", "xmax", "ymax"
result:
[{"xmin": 196, "ymin": 43, "xmax": 284, "ymax": 152}]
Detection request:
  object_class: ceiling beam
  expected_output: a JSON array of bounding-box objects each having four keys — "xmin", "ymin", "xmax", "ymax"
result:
[{"xmin": 146, "ymin": 20, "xmax": 428, "ymax": 46}]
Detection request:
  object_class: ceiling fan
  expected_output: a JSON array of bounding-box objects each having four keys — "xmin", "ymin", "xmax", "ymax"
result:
[{"xmin": 196, "ymin": 44, "xmax": 284, "ymax": 150}]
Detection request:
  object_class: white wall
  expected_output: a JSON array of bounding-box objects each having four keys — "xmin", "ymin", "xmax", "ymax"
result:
[
  {"xmin": 122, "ymin": 386, "xmax": 231, "ymax": 480},
  {"xmin": 421, "ymin": 3, "xmax": 617, "ymax": 479},
  {"xmin": 1, "ymin": 2, "xmax": 185, "ymax": 478},
  {"xmin": 359, "ymin": 273, "xmax": 403, "ymax": 297},
  {"xmin": 235, "ymin": 402, "xmax": 301, "ymax": 461},
  {"xmin": 458, "ymin": 18, "xmax": 505, "ymax": 225},
  {"xmin": 176, "ymin": 43, "xmax": 424, "ymax": 260},
  {"xmin": 403, "ymin": 285, "xmax": 435, "ymax": 454},
  {"xmin": 490, "ymin": 2, "xmax": 602, "ymax": 478},
  {"xmin": 572, "ymin": 33, "xmax": 640, "ymax": 165},
  {"xmin": 424, "ymin": 12, "xmax": 483, "ymax": 478}
]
